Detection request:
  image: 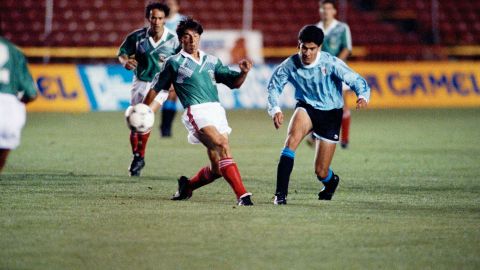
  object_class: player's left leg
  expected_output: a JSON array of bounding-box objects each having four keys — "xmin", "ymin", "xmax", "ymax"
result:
[
  {"xmin": 160, "ymin": 89, "xmax": 177, "ymax": 137},
  {"xmin": 341, "ymin": 92, "xmax": 351, "ymax": 149},
  {"xmin": 314, "ymin": 139, "xmax": 340, "ymax": 200},
  {"xmin": 0, "ymin": 149, "xmax": 10, "ymax": 173}
]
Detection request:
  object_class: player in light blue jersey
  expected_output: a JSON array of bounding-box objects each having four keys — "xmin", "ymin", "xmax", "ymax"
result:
[
  {"xmin": 267, "ymin": 25, "xmax": 370, "ymax": 205},
  {"xmin": 158, "ymin": 0, "xmax": 187, "ymax": 138}
]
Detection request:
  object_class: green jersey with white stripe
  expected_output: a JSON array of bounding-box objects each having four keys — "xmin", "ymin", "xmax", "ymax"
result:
[
  {"xmin": 152, "ymin": 50, "xmax": 241, "ymax": 108},
  {"xmin": 0, "ymin": 37, "xmax": 37, "ymax": 100},
  {"xmin": 118, "ymin": 27, "xmax": 181, "ymax": 82},
  {"xmin": 317, "ymin": 19, "xmax": 352, "ymax": 57}
]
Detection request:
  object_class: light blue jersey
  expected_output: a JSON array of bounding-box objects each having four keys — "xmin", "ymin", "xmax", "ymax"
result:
[
  {"xmin": 267, "ymin": 52, "xmax": 370, "ymax": 116},
  {"xmin": 165, "ymin": 13, "xmax": 186, "ymax": 32}
]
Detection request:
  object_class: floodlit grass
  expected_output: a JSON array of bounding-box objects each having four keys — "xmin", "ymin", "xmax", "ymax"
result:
[{"xmin": 1, "ymin": 109, "xmax": 479, "ymax": 269}]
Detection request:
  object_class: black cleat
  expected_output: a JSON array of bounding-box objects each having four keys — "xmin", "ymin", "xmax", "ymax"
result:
[
  {"xmin": 340, "ymin": 142, "xmax": 348, "ymax": 149},
  {"xmin": 273, "ymin": 193, "xmax": 287, "ymax": 205},
  {"xmin": 318, "ymin": 174, "xmax": 340, "ymax": 200},
  {"xmin": 238, "ymin": 193, "xmax": 254, "ymax": 206},
  {"xmin": 171, "ymin": 176, "xmax": 192, "ymax": 200},
  {"xmin": 129, "ymin": 153, "xmax": 145, "ymax": 176}
]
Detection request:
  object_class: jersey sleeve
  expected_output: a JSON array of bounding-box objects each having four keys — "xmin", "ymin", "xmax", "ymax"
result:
[
  {"xmin": 267, "ymin": 60, "xmax": 290, "ymax": 117},
  {"xmin": 214, "ymin": 59, "xmax": 241, "ymax": 89},
  {"xmin": 16, "ymin": 49, "xmax": 37, "ymax": 100},
  {"xmin": 152, "ymin": 59, "xmax": 174, "ymax": 93},
  {"xmin": 117, "ymin": 33, "xmax": 136, "ymax": 57},
  {"xmin": 331, "ymin": 57, "xmax": 370, "ymax": 102},
  {"xmin": 342, "ymin": 24, "xmax": 352, "ymax": 52}
]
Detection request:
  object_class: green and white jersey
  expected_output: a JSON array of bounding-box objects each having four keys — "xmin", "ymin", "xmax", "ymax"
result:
[
  {"xmin": 152, "ymin": 50, "xmax": 241, "ymax": 108},
  {"xmin": 317, "ymin": 19, "xmax": 352, "ymax": 57},
  {"xmin": 0, "ymin": 37, "xmax": 37, "ymax": 100},
  {"xmin": 118, "ymin": 27, "xmax": 181, "ymax": 82}
]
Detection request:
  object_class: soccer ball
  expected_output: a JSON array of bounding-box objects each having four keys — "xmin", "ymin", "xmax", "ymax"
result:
[{"xmin": 125, "ymin": 104, "xmax": 155, "ymax": 133}]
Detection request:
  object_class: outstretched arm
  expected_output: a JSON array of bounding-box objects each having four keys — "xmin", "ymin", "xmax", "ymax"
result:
[{"xmin": 231, "ymin": 59, "xmax": 253, "ymax": 89}]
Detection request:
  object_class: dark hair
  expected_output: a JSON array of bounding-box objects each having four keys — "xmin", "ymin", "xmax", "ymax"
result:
[
  {"xmin": 320, "ymin": 0, "xmax": 336, "ymax": 8},
  {"xmin": 298, "ymin": 25, "xmax": 324, "ymax": 46},
  {"xmin": 145, "ymin": 2, "xmax": 170, "ymax": 19},
  {"xmin": 176, "ymin": 17, "xmax": 203, "ymax": 38}
]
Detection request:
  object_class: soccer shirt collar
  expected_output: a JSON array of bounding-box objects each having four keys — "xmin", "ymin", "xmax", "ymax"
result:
[
  {"xmin": 317, "ymin": 19, "xmax": 339, "ymax": 35},
  {"xmin": 298, "ymin": 51, "xmax": 321, "ymax": 69},
  {"xmin": 180, "ymin": 49, "xmax": 206, "ymax": 65},
  {"xmin": 148, "ymin": 26, "xmax": 169, "ymax": 48}
]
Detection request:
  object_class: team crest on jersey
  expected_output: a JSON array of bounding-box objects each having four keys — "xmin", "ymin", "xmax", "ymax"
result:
[
  {"xmin": 208, "ymin": 70, "xmax": 216, "ymax": 82},
  {"xmin": 321, "ymin": 66, "xmax": 327, "ymax": 76},
  {"xmin": 159, "ymin": 54, "xmax": 166, "ymax": 63}
]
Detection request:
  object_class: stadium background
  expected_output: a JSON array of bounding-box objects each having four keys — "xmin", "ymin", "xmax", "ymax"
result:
[{"xmin": 1, "ymin": 0, "xmax": 480, "ymax": 111}]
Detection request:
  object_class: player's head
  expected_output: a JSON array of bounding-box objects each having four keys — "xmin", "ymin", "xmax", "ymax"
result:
[
  {"xmin": 319, "ymin": 0, "xmax": 337, "ymax": 21},
  {"xmin": 298, "ymin": 25, "xmax": 324, "ymax": 65},
  {"xmin": 165, "ymin": 0, "xmax": 180, "ymax": 15},
  {"xmin": 177, "ymin": 18, "xmax": 203, "ymax": 54},
  {"xmin": 145, "ymin": 2, "xmax": 170, "ymax": 33}
]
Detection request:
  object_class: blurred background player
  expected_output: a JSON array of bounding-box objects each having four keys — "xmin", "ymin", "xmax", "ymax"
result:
[
  {"xmin": 316, "ymin": 0, "xmax": 353, "ymax": 148},
  {"xmin": 267, "ymin": 25, "xmax": 369, "ymax": 205},
  {"xmin": 158, "ymin": 0, "xmax": 187, "ymax": 138},
  {"xmin": 0, "ymin": 37, "xmax": 37, "ymax": 173},
  {"xmin": 143, "ymin": 18, "xmax": 254, "ymax": 206},
  {"xmin": 118, "ymin": 2, "xmax": 180, "ymax": 176}
]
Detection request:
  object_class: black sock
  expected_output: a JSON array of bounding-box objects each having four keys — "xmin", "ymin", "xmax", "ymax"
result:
[
  {"xmin": 276, "ymin": 147, "xmax": 295, "ymax": 196},
  {"xmin": 160, "ymin": 109, "xmax": 176, "ymax": 136}
]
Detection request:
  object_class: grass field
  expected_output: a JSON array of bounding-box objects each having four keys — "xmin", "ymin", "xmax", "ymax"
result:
[{"xmin": 1, "ymin": 108, "xmax": 479, "ymax": 269}]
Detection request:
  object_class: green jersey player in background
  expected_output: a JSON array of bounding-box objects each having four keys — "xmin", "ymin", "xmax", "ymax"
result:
[
  {"xmin": 317, "ymin": 0, "xmax": 353, "ymax": 148},
  {"xmin": 143, "ymin": 18, "xmax": 254, "ymax": 206},
  {"xmin": 118, "ymin": 2, "xmax": 180, "ymax": 177},
  {"xmin": 0, "ymin": 37, "xmax": 37, "ymax": 173},
  {"xmin": 158, "ymin": 0, "xmax": 187, "ymax": 138}
]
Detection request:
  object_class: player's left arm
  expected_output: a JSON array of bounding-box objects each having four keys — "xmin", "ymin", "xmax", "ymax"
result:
[
  {"xmin": 331, "ymin": 58, "xmax": 370, "ymax": 109},
  {"xmin": 215, "ymin": 59, "xmax": 252, "ymax": 89},
  {"xmin": 17, "ymin": 51, "xmax": 37, "ymax": 104},
  {"xmin": 143, "ymin": 61, "xmax": 174, "ymax": 112},
  {"xmin": 337, "ymin": 24, "xmax": 352, "ymax": 62}
]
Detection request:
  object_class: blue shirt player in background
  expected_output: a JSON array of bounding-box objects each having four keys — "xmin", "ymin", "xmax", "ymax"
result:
[{"xmin": 267, "ymin": 25, "xmax": 370, "ymax": 205}]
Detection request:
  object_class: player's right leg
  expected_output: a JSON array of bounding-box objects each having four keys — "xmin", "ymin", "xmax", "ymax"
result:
[
  {"xmin": 0, "ymin": 149, "xmax": 10, "ymax": 173},
  {"xmin": 160, "ymin": 89, "xmax": 177, "ymax": 137},
  {"xmin": 274, "ymin": 105, "xmax": 313, "ymax": 205}
]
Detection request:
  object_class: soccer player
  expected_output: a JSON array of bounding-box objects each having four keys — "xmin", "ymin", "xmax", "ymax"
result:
[
  {"xmin": 118, "ymin": 2, "xmax": 180, "ymax": 176},
  {"xmin": 143, "ymin": 18, "xmax": 254, "ymax": 206},
  {"xmin": 0, "ymin": 37, "xmax": 37, "ymax": 173},
  {"xmin": 316, "ymin": 0, "xmax": 353, "ymax": 148},
  {"xmin": 267, "ymin": 25, "xmax": 370, "ymax": 205},
  {"xmin": 158, "ymin": 0, "xmax": 187, "ymax": 138}
]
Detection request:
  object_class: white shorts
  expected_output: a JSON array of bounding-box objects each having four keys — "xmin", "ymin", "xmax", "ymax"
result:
[
  {"xmin": 0, "ymin": 93, "xmax": 26, "ymax": 150},
  {"xmin": 130, "ymin": 76, "xmax": 169, "ymax": 105},
  {"xmin": 182, "ymin": 102, "xmax": 232, "ymax": 144}
]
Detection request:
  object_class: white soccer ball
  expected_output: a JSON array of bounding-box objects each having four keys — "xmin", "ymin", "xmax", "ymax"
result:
[{"xmin": 125, "ymin": 104, "xmax": 155, "ymax": 133}]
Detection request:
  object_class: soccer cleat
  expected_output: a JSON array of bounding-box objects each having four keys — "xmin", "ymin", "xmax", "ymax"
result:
[
  {"xmin": 340, "ymin": 142, "xmax": 348, "ymax": 149},
  {"xmin": 238, "ymin": 193, "xmax": 254, "ymax": 206},
  {"xmin": 129, "ymin": 153, "xmax": 145, "ymax": 177},
  {"xmin": 273, "ymin": 193, "xmax": 287, "ymax": 205},
  {"xmin": 318, "ymin": 174, "xmax": 340, "ymax": 200},
  {"xmin": 171, "ymin": 176, "xmax": 192, "ymax": 200}
]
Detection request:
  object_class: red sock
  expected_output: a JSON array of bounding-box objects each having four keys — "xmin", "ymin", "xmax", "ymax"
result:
[
  {"xmin": 137, "ymin": 131, "xmax": 151, "ymax": 157},
  {"xmin": 219, "ymin": 158, "xmax": 247, "ymax": 199},
  {"xmin": 341, "ymin": 109, "xmax": 351, "ymax": 144},
  {"xmin": 189, "ymin": 166, "xmax": 221, "ymax": 190},
  {"xmin": 130, "ymin": 131, "xmax": 139, "ymax": 154}
]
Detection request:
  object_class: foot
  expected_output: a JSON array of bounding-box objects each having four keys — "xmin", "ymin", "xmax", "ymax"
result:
[
  {"xmin": 318, "ymin": 174, "xmax": 340, "ymax": 200},
  {"xmin": 171, "ymin": 176, "xmax": 192, "ymax": 200},
  {"xmin": 238, "ymin": 193, "xmax": 254, "ymax": 206},
  {"xmin": 273, "ymin": 193, "xmax": 287, "ymax": 205},
  {"xmin": 160, "ymin": 126, "xmax": 172, "ymax": 137},
  {"xmin": 340, "ymin": 141, "xmax": 348, "ymax": 149},
  {"xmin": 128, "ymin": 153, "xmax": 145, "ymax": 176}
]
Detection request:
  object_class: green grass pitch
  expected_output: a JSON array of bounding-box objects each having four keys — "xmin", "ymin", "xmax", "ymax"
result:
[{"xmin": 1, "ymin": 108, "xmax": 479, "ymax": 269}]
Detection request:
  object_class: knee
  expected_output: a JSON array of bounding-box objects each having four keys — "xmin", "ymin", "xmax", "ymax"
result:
[
  {"xmin": 214, "ymin": 137, "xmax": 229, "ymax": 152},
  {"xmin": 315, "ymin": 167, "xmax": 330, "ymax": 179},
  {"xmin": 285, "ymin": 133, "xmax": 303, "ymax": 150}
]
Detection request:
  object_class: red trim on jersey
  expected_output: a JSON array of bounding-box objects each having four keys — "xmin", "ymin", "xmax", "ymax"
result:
[{"xmin": 187, "ymin": 106, "xmax": 200, "ymax": 133}]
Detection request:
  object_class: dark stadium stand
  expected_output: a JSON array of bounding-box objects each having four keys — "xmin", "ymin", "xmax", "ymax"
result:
[{"xmin": 1, "ymin": 0, "xmax": 479, "ymax": 61}]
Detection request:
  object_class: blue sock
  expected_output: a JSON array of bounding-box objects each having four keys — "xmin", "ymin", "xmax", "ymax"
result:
[
  {"xmin": 276, "ymin": 147, "xmax": 295, "ymax": 195},
  {"xmin": 162, "ymin": 100, "xmax": 177, "ymax": 111},
  {"xmin": 318, "ymin": 169, "xmax": 333, "ymax": 183}
]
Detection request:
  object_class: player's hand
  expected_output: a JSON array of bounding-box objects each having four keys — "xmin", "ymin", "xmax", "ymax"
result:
[
  {"xmin": 273, "ymin": 112, "xmax": 284, "ymax": 129},
  {"xmin": 356, "ymin": 98, "xmax": 368, "ymax": 109},
  {"xmin": 238, "ymin": 59, "xmax": 252, "ymax": 74},
  {"xmin": 124, "ymin": 58, "xmax": 138, "ymax": 70}
]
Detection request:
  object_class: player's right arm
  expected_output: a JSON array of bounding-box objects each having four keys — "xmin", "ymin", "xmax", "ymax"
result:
[
  {"xmin": 267, "ymin": 61, "xmax": 290, "ymax": 129},
  {"xmin": 143, "ymin": 60, "xmax": 174, "ymax": 111},
  {"xmin": 15, "ymin": 48, "xmax": 37, "ymax": 104},
  {"xmin": 117, "ymin": 33, "xmax": 138, "ymax": 70}
]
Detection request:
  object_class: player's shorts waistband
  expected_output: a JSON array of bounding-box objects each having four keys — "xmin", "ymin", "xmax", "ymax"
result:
[{"xmin": 187, "ymin": 102, "xmax": 222, "ymax": 109}]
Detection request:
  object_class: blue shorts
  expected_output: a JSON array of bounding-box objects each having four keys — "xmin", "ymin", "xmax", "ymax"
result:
[{"xmin": 296, "ymin": 101, "xmax": 343, "ymax": 143}]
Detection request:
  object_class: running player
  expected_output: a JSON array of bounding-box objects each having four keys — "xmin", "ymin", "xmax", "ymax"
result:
[
  {"xmin": 118, "ymin": 2, "xmax": 180, "ymax": 176},
  {"xmin": 267, "ymin": 25, "xmax": 370, "ymax": 205},
  {"xmin": 143, "ymin": 18, "xmax": 254, "ymax": 206}
]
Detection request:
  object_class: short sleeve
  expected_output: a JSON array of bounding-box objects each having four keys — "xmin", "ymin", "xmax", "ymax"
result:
[{"xmin": 214, "ymin": 59, "xmax": 240, "ymax": 89}]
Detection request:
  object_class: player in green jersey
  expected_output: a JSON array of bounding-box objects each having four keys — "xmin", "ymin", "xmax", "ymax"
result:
[
  {"xmin": 317, "ymin": 0, "xmax": 353, "ymax": 148},
  {"xmin": 0, "ymin": 37, "xmax": 37, "ymax": 173},
  {"xmin": 118, "ymin": 2, "xmax": 180, "ymax": 177},
  {"xmin": 143, "ymin": 18, "xmax": 254, "ymax": 206}
]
